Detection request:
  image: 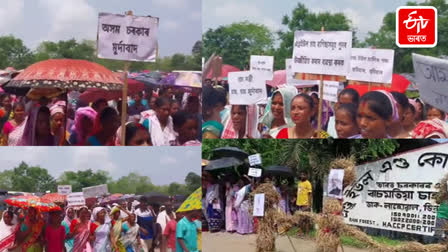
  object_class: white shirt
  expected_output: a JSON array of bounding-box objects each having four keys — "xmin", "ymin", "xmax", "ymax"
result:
[{"xmin": 156, "ymin": 210, "xmax": 172, "ymax": 232}]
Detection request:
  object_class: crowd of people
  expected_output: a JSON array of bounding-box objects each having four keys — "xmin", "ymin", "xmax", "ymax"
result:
[
  {"xmin": 202, "ymin": 81, "xmax": 448, "ymax": 139},
  {"xmin": 0, "ymin": 197, "xmax": 202, "ymax": 252},
  {"xmin": 202, "ymin": 171, "xmax": 313, "ymax": 236},
  {"xmin": 0, "ymin": 87, "xmax": 201, "ymax": 146}
]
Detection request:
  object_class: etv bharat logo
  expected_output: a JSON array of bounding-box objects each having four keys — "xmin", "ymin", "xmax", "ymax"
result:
[{"xmin": 396, "ymin": 6, "xmax": 437, "ymax": 48}]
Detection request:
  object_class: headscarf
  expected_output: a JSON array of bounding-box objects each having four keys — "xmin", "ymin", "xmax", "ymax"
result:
[
  {"xmin": 91, "ymin": 207, "xmax": 111, "ymax": 224},
  {"xmin": 221, "ymin": 105, "xmax": 260, "ymax": 139},
  {"xmin": 408, "ymin": 99, "xmax": 418, "ymax": 111},
  {"xmin": 260, "ymin": 86, "xmax": 298, "ymax": 129},
  {"xmin": 71, "ymin": 107, "xmax": 97, "ymax": 145},
  {"xmin": 110, "ymin": 206, "xmax": 120, "ymax": 216},
  {"xmin": 411, "ymin": 119, "xmax": 448, "ymax": 138},
  {"xmin": 374, "ymin": 90, "xmax": 400, "ymax": 122},
  {"xmin": 63, "ymin": 207, "xmax": 75, "ymax": 227},
  {"xmin": 17, "ymin": 105, "xmax": 55, "ymax": 146},
  {"xmin": 50, "ymin": 101, "xmax": 65, "ymax": 117},
  {"xmin": 0, "ymin": 211, "xmax": 18, "ymax": 251},
  {"xmin": 309, "ymin": 91, "xmax": 334, "ymax": 130}
]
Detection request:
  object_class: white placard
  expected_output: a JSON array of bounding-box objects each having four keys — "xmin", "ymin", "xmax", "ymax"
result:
[
  {"xmin": 250, "ymin": 55, "xmax": 274, "ymax": 80},
  {"xmin": 343, "ymin": 143, "xmax": 448, "ymax": 236},
  {"xmin": 328, "ymin": 169, "xmax": 344, "ymax": 199},
  {"xmin": 248, "ymin": 168, "xmax": 262, "ymax": 178},
  {"xmin": 57, "ymin": 185, "xmax": 72, "ymax": 195},
  {"xmin": 286, "ymin": 59, "xmax": 318, "ymax": 87},
  {"xmin": 253, "ymin": 193, "xmax": 265, "ymax": 217},
  {"xmin": 347, "ymin": 48, "xmax": 394, "ymax": 83},
  {"xmin": 292, "ymin": 31, "xmax": 352, "ymax": 75},
  {"xmin": 321, "ymin": 81, "xmax": 340, "ymax": 103},
  {"xmin": 67, "ymin": 192, "xmax": 86, "ymax": 207},
  {"xmin": 228, "ymin": 71, "xmax": 267, "ymax": 105},
  {"xmin": 248, "ymin": 153, "xmax": 262, "ymax": 166},
  {"xmin": 412, "ymin": 53, "xmax": 448, "ymax": 113},
  {"xmin": 82, "ymin": 184, "xmax": 109, "ymax": 198},
  {"xmin": 97, "ymin": 12, "xmax": 159, "ymax": 62}
]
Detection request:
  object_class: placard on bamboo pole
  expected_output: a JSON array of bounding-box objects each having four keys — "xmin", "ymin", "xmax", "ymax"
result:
[
  {"xmin": 120, "ymin": 10, "xmax": 133, "ymax": 146},
  {"xmin": 317, "ymin": 26, "xmax": 325, "ymax": 133}
]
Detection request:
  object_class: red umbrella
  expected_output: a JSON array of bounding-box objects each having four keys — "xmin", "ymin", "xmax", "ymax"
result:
[
  {"xmin": 6, "ymin": 59, "xmax": 123, "ymax": 90},
  {"xmin": 41, "ymin": 193, "xmax": 67, "ymax": 203},
  {"xmin": 266, "ymin": 70, "xmax": 286, "ymax": 87},
  {"xmin": 206, "ymin": 64, "xmax": 240, "ymax": 79},
  {"xmin": 79, "ymin": 73, "xmax": 145, "ymax": 103},
  {"xmin": 346, "ymin": 74, "xmax": 411, "ymax": 97},
  {"xmin": 5, "ymin": 195, "xmax": 62, "ymax": 212}
]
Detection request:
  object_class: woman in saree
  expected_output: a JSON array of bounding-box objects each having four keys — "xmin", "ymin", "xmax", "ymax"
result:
[
  {"xmin": 118, "ymin": 213, "xmax": 141, "ymax": 252},
  {"xmin": 259, "ymin": 86, "xmax": 298, "ymax": 138},
  {"xmin": 202, "ymin": 85, "xmax": 226, "ymax": 139},
  {"xmin": 16, "ymin": 207, "xmax": 45, "ymax": 252},
  {"xmin": 110, "ymin": 206, "xmax": 132, "ymax": 252},
  {"xmin": 70, "ymin": 207, "xmax": 93, "ymax": 252},
  {"xmin": 90, "ymin": 207, "xmax": 112, "ymax": 252},
  {"xmin": 1, "ymin": 102, "xmax": 26, "ymax": 146},
  {"xmin": 61, "ymin": 207, "xmax": 75, "ymax": 252},
  {"xmin": 0, "ymin": 210, "xmax": 18, "ymax": 251},
  {"xmin": 221, "ymin": 105, "xmax": 260, "ymax": 139}
]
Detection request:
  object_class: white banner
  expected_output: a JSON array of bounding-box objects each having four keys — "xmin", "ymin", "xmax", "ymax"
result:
[
  {"xmin": 57, "ymin": 185, "xmax": 72, "ymax": 195},
  {"xmin": 253, "ymin": 193, "xmax": 265, "ymax": 217},
  {"xmin": 248, "ymin": 168, "xmax": 262, "ymax": 178},
  {"xmin": 82, "ymin": 184, "xmax": 109, "ymax": 198},
  {"xmin": 321, "ymin": 81, "xmax": 340, "ymax": 103},
  {"xmin": 228, "ymin": 71, "xmax": 267, "ymax": 105},
  {"xmin": 347, "ymin": 48, "xmax": 394, "ymax": 83},
  {"xmin": 343, "ymin": 143, "xmax": 448, "ymax": 236},
  {"xmin": 97, "ymin": 12, "xmax": 159, "ymax": 62},
  {"xmin": 292, "ymin": 31, "xmax": 352, "ymax": 75},
  {"xmin": 412, "ymin": 53, "xmax": 448, "ymax": 113},
  {"xmin": 67, "ymin": 192, "xmax": 86, "ymax": 207},
  {"xmin": 250, "ymin": 55, "xmax": 274, "ymax": 80},
  {"xmin": 248, "ymin": 153, "xmax": 262, "ymax": 166}
]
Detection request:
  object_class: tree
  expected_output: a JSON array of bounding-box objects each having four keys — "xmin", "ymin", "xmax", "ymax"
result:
[
  {"xmin": 58, "ymin": 169, "xmax": 110, "ymax": 192},
  {"xmin": 0, "ymin": 36, "xmax": 34, "ymax": 69},
  {"xmin": 108, "ymin": 173, "xmax": 157, "ymax": 194},
  {"xmin": 11, "ymin": 162, "xmax": 57, "ymax": 193},
  {"xmin": 0, "ymin": 170, "xmax": 14, "ymax": 190},
  {"xmin": 364, "ymin": 0, "xmax": 448, "ymax": 73},
  {"xmin": 203, "ymin": 21, "xmax": 275, "ymax": 69},
  {"xmin": 184, "ymin": 172, "xmax": 201, "ymax": 194},
  {"xmin": 192, "ymin": 40, "xmax": 202, "ymax": 55},
  {"xmin": 34, "ymin": 39, "xmax": 96, "ymax": 61},
  {"xmin": 274, "ymin": 3, "xmax": 356, "ymax": 70}
]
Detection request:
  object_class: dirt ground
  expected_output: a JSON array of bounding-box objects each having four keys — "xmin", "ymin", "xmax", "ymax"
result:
[{"xmin": 203, "ymin": 231, "xmax": 369, "ymax": 252}]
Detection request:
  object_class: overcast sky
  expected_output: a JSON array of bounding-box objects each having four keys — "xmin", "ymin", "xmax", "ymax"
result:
[
  {"xmin": 0, "ymin": 147, "xmax": 201, "ymax": 186},
  {"xmin": 0, "ymin": 0, "xmax": 201, "ymax": 57},
  {"xmin": 203, "ymin": 0, "xmax": 427, "ymax": 41}
]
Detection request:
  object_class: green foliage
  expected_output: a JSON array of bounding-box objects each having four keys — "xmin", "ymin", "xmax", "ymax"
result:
[
  {"xmin": 184, "ymin": 172, "xmax": 201, "ymax": 193},
  {"xmin": 58, "ymin": 169, "xmax": 111, "ymax": 192},
  {"xmin": 10, "ymin": 162, "xmax": 57, "ymax": 193},
  {"xmin": 364, "ymin": 0, "xmax": 448, "ymax": 73},
  {"xmin": 0, "ymin": 36, "xmax": 35, "ymax": 69},
  {"xmin": 203, "ymin": 21, "xmax": 275, "ymax": 69},
  {"xmin": 107, "ymin": 173, "xmax": 156, "ymax": 194}
]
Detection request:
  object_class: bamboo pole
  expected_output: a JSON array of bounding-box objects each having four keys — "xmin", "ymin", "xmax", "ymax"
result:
[
  {"xmin": 317, "ymin": 26, "xmax": 325, "ymax": 133},
  {"xmin": 120, "ymin": 10, "xmax": 133, "ymax": 146}
]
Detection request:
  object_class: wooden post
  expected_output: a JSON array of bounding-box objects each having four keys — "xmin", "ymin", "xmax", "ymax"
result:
[
  {"xmin": 368, "ymin": 81, "xmax": 372, "ymax": 91},
  {"xmin": 120, "ymin": 10, "xmax": 133, "ymax": 146},
  {"xmin": 317, "ymin": 26, "xmax": 325, "ymax": 133}
]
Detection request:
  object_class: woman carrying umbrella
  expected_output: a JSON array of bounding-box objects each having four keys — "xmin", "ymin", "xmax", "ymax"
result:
[
  {"xmin": 0, "ymin": 210, "xmax": 19, "ymax": 251},
  {"xmin": 15, "ymin": 207, "xmax": 45, "ymax": 251},
  {"xmin": 70, "ymin": 206, "xmax": 93, "ymax": 252},
  {"xmin": 90, "ymin": 207, "xmax": 112, "ymax": 252}
]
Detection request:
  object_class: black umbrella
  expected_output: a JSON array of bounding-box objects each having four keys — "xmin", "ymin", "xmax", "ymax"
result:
[
  {"xmin": 264, "ymin": 165, "xmax": 293, "ymax": 177},
  {"xmin": 205, "ymin": 157, "xmax": 244, "ymax": 171},
  {"xmin": 212, "ymin": 147, "xmax": 249, "ymax": 160},
  {"xmin": 143, "ymin": 192, "xmax": 170, "ymax": 204}
]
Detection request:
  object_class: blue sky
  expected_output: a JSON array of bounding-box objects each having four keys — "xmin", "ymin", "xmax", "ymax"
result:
[
  {"xmin": 203, "ymin": 0, "xmax": 426, "ymax": 41},
  {"xmin": 0, "ymin": 147, "xmax": 201, "ymax": 185},
  {"xmin": 0, "ymin": 0, "xmax": 201, "ymax": 57}
]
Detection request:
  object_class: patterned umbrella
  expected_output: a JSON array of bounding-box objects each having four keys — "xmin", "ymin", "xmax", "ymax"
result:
[
  {"xmin": 5, "ymin": 195, "xmax": 62, "ymax": 212},
  {"xmin": 172, "ymin": 71, "xmax": 202, "ymax": 89},
  {"xmin": 41, "ymin": 193, "xmax": 67, "ymax": 203},
  {"xmin": 5, "ymin": 59, "xmax": 123, "ymax": 91},
  {"xmin": 131, "ymin": 71, "xmax": 164, "ymax": 87},
  {"xmin": 177, "ymin": 187, "xmax": 201, "ymax": 212}
]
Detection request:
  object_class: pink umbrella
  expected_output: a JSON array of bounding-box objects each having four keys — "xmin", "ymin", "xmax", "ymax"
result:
[
  {"xmin": 266, "ymin": 70, "xmax": 286, "ymax": 87},
  {"xmin": 206, "ymin": 64, "xmax": 240, "ymax": 79}
]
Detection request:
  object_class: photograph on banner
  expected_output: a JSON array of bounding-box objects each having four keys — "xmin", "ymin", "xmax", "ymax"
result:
[
  {"xmin": 0, "ymin": 146, "xmax": 201, "ymax": 251},
  {"xmin": 202, "ymin": 138, "xmax": 448, "ymax": 252},
  {"xmin": 202, "ymin": 0, "xmax": 448, "ymax": 141},
  {"xmin": 0, "ymin": 1, "xmax": 202, "ymax": 147}
]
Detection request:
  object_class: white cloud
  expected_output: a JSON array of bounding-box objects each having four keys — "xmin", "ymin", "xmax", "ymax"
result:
[
  {"xmin": 162, "ymin": 20, "xmax": 180, "ymax": 30},
  {"xmin": 159, "ymin": 155, "xmax": 178, "ymax": 165},
  {"xmin": 0, "ymin": 0, "xmax": 25, "ymax": 33},
  {"xmin": 72, "ymin": 147, "xmax": 119, "ymax": 176},
  {"xmin": 38, "ymin": 0, "xmax": 97, "ymax": 42},
  {"xmin": 152, "ymin": 0, "xmax": 187, "ymax": 9}
]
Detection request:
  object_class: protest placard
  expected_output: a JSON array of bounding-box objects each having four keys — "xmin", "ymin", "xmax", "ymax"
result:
[
  {"xmin": 67, "ymin": 192, "xmax": 86, "ymax": 207},
  {"xmin": 250, "ymin": 55, "xmax": 274, "ymax": 80},
  {"xmin": 292, "ymin": 31, "xmax": 352, "ymax": 75},
  {"xmin": 97, "ymin": 12, "xmax": 159, "ymax": 62},
  {"xmin": 347, "ymin": 48, "xmax": 394, "ymax": 84},
  {"xmin": 248, "ymin": 153, "xmax": 262, "ymax": 166},
  {"xmin": 82, "ymin": 184, "xmax": 109, "ymax": 198},
  {"xmin": 413, "ymin": 53, "xmax": 448, "ymax": 113},
  {"xmin": 248, "ymin": 168, "xmax": 262, "ymax": 178},
  {"xmin": 228, "ymin": 71, "xmax": 267, "ymax": 105},
  {"xmin": 253, "ymin": 193, "xmax": 265, "ymax": 217},
  {"xmin": 321, "ymin": 81, "xmax": 340, "ymax": 103},
  {"xmin": 286, "ymin": 59, "xmax": 320, "ymax": 87},
  {"xmin": 57, "ymin": 185, "xmax": 72, "ymax": 195}
]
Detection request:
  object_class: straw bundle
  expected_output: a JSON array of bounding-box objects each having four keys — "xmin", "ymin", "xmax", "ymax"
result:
[
  {"xmin": 276, "ymin": 211, "xmax": 316, "ymax": 234},
  {"xmin": 329, "ymin": 157, "xmax": 356, "ymax": 189}
]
